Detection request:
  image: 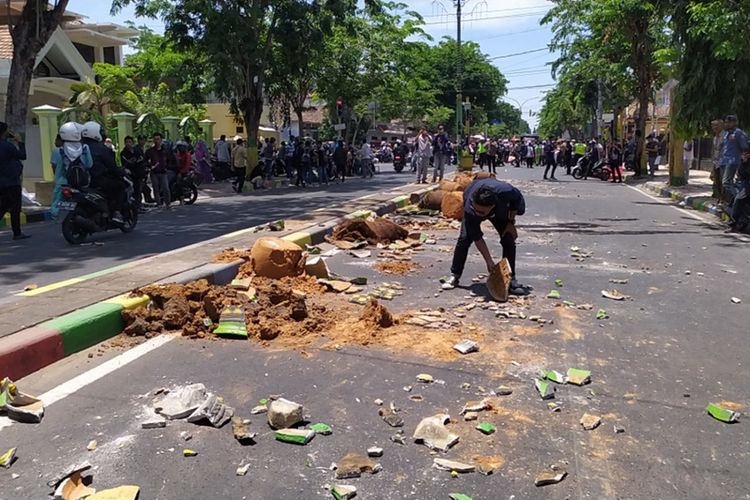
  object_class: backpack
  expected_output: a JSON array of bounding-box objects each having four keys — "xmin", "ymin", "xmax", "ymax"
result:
[{"xmin": 61, "ymin": 148, "xmax": 90, "ymax": 189}]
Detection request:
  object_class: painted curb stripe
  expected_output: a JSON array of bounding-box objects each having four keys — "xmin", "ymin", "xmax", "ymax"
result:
[
  {"xmin": 42, "ymin": 302, "xmax": 125, "ymax": 356},
  {"xmin": 0, "ymin": 326, "xmax": 64, "ymax": 380},
  {"xmin": 282, "ymin": 231, "xmax": 312, "ymax": 248},
  {"xmin": 18, "ymin": 262, "xmax": 135, "ymax": 297},
  {"xmin": 103, "ymin": 294, "xmax": 150, "ymax": 311}
]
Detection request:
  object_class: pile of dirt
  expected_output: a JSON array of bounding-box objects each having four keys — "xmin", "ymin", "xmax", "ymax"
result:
[
  {"xmin": 418, "ymin": 190, "xmax": 445, "ymax": 210},
  {"xmin": 374, "ymin": 260, "xmax": 419, "ymax": 276},
  {"xmin": 331, "ymin": 218, "xmax": 409, "ymax": 245},
  {"xmin": 212, "ymin": 247, "xmax": 252, "ymax": 264},
  {"xmin": 438, "ymin": 180, "xmax": 462, "ymax": 192},
  {"xmin": 453, "ymin": 172, "xmax": 475, "ymax": 190},
  {"xmin": 360, "ymin": 298, "xmax": 394, "ymax": 328}
]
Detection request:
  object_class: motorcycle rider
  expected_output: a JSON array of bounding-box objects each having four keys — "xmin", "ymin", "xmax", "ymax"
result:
[
  {"xmin": 81, "ymin": 121, "xmax": 126, "ymax": 224},
  {"xmin": 50, "ymin": 122, "xmax": 93, "ymax": 219},
  {"xmin": 583, "ymin": 139, "xmax": 600, "ymax": 180}
]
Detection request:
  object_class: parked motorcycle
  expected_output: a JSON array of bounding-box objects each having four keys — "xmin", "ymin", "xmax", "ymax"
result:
[
  {"xmin": 60, "ymin": 177, "xmax": 138, "ymax": 245},
  {"xmin": 572, "ymin": 155, "xmax": 611, "ymax": 181}
]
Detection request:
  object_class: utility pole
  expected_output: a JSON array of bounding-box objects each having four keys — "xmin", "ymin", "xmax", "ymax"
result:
[{"xmin": 455, "ymin": 0, "xmax": 462, "ymax": 144}]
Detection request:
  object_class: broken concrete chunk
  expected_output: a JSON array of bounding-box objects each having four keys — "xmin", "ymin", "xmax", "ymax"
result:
[
  {"xmin": 476, "ymin": 422, "xmax": 496, "ymax": 435},
  {"xmin": 535, "ymin": 379, "xmax": 555, "ymax": 400},
  {"xmin": 453, "ymin": 340, "xmax": 479, "ymax": 354},
  {"xmin": 378, "ymin": 408, "xmax": 404, "ymax": 428},
  {"xmin": 461, "ymin": 400, "xmax": 487, "ymax": 414},
  {"xmin": 495, "ymin": 385, "xmax": 513, "ymax": 396},
  {"xmin": 367, "ymin": 447, "xmax": 383, "ymax": 457},
  {"xmin": 416, "ymin": 373, "xmax": 434, "ymax": 383},
  {"xmin": 87, "ymin": 485, "xmax": 140, "ymax": 500},
  {"xmin": 567, "ymin": 368, "xmax": 592, "ymax": 386},
  {"xmin": 335, "ymin": 453, "xmax": 381, "ymax": 479},
  {"xmin": 433, "ymin": 458, "xmax": 475, "ymax": 473},
  {"xmin": 706, "ymin": 403, "xmax": 740, "ymax": 423},
  {"xmin": 214, "ymin": 306, "xmax": 249, "ymax": 338},
  {"xmin": 330, "ymin": 484, "xmax": 357, "ymax": 500},
  {"xmin": 47, "ymin": 461, "xmax": 92, "ymax": 489},
  {"xmin": 473, "ymin": 455, "xmax": 504, "ymax": 475},
  {"xmin": 463, "ymin": 412, "xmax": 478, "ymax": 421},
  {"xmin": 87, "ymin": 440, "xmax": 97, "ymax": 452},
  {"xmin": 141, "ymin": 411, "xmax": 167, "ymax": 429},
  {"xmin": 232, "ymin": 415, "xmax": 256, "ymax": 443},
  {"xmin": 547, "ymin": 290, "xmax": 561, "ymax": 299},
  {"xmin": 596, "ymin": 309, "xmax": 609, "ymax": 320},
  {"xmin": 535, "ymin": 471, "xmax": 567, "ymax": 487},
  {"xmin": 311, "ymin": 423, "xmax": 333, "ymax": 435},
  {"xmin": 180, "ymin": 431, "xmax": 192, "ymax": 441},
  {"xmin": 413, "ymin": 414, "xmax": 459, "ymax": 452},
  {"xmin": 154, "ymin": 383, "xmax": 207, "ymax": 420},
  {"xmin": 731, "ymin": 297, "xmax": 742, "ymax": 304},
  {"xmin": 580, "ymin": 413, "xmax": 601, "ymax": 430},
  {"xmin": 267, "ymin": 398, "xmax": 304, "ymax": 429},
  {"xmin": 250, "ymin": 237, "xmax": 305, "ymax": 279},
  {"xmin": 601, "ymin": 289, "xmax": 628, "ymax": 301},
  {"xmin": 53, "ymin": 471, "xmax": 96, "ymax": 500},
  {"xmin": 187, "ymin": 393, "xmax": 234, "ymax": 428},
  {"xmin": 250, "ymin": 405, "xmax": 267, "ymax": 415},
  {"xmin": 236, "ymin": 463, "xmax": 250, "ymax": 476},
  {"xmin": 0, "ymin": 447, "xmax": 16, "ymax": 468},
  {"xmin": 305, "ymin": 256, "xmax": 330, "ymax": 279},
  {"xmin": 1, "ymin": 377, "xmax": 44, "ymax": 423},
  {"xmin": 274, "ymin": 428, "xmax": 315, "ymax": 445}
]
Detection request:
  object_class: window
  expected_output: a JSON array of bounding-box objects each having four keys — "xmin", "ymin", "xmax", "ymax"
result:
[
  {"xmin": 73, "ymin": 43, "xmax": 95, "ymax": 65},
  {"xmin": 236, "ymin": 126, "xmax": 244, "ymax": 134},
  {"xmin": 103, "ymin": 47, "xmax": 117, "ymax": 65}
]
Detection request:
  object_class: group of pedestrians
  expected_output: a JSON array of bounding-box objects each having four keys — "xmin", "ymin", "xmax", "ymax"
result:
[{"xmin": 711, "ymin": 115, "xmax": 750, "ymax": 232}]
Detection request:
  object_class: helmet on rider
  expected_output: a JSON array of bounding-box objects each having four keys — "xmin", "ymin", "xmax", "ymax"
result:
[
  {"xmin": 81, "ymin": 121, "xmax": 103, "ymax": 142},
  {"xmin": 59, "ymin": 122, "xmax": 82, "ymax": 142}
]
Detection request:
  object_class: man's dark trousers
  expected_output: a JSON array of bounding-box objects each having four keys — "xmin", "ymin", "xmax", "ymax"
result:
[{"xmin": 450, "ymin": 217, "xmax": 516, "ymax": 279}]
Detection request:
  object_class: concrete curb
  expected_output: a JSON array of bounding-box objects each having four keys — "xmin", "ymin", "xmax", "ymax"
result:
[
  {"xmin": 643, "ymin": 182, "xmax": 731, "ymax": 222},
  {"xmin": 0, "ymin": 185, "xmax": 437, "ymax": 381},
  {"xmin": 0, "ymin": 209, "xmax": 52, "ymax": 230}
]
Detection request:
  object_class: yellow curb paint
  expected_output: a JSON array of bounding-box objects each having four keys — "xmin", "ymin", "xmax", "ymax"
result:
[
  {"xmin": 282, "ymin": 231, "xmax": 312, "ymax": 248},
  {"xmin": 220, "ymin": 227, "xmax": 257, "ymax": 239},
  {"xmin": 389, "ymin": 195, "xmax": 409, "ymax": 208},
  {"xmin": 104, "ymin": 294, "xmax": 150, "ymax": 310},
  {"xmin": 345, "ymin": 210, "xmax": 374, "ymax": 220},
  {"xmin": 18, "ymin": 277, "xmax": 85, "ymax": 297}
]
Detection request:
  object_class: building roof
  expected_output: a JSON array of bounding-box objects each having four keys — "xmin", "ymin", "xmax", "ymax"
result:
[{"xmin": 0, "ymin": 27, "xmax": 12, "ymax": 59}]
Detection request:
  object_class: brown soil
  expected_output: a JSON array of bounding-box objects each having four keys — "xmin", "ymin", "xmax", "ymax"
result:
[
  {"xmin": 441, "ymin": 191, "xmax": 464, "ymax": 221},
  {"xmin": 418, "ymin": 190, "xmax": 445, "ymax": 210},
  {"xmin": 331, "ymin": 218, "xmax": 409, "ymax": 245},
  {"xmin": 373, "ymin": 260, "xmax": 419, "ymax": 276},
  {"xmin": 213, "ymin": 247, "xmax": 251, "ymax": 264},
  {"xmin": 361, "ymin": 298, "xmax": 394, "ymax": 328}
]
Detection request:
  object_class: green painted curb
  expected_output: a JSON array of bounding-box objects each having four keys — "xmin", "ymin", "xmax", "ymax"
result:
[
  {"xmin": 42, "ymin": 302, "xmax": 125, "ymax": 356},
  {"xmin": 389, "ymin": 195, "xmax": 409, "ymax": 208}
]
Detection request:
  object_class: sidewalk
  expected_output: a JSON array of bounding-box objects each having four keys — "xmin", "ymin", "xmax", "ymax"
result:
[{"xmin": 628, "ymin": 167, "xmax": 730, "ymax": 222}]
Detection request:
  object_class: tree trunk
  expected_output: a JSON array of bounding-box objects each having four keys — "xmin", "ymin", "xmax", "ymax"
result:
[
  {"xmin": 242, "ymin": 97, "xmax": 263, "ymax": 180},
  {"xmin": 5, "ymin": 0, "xmax": 70, "ymax": 135},
  {"xmin": 295, "ymin": 108, "xmax": 304, "ymax": 140}
]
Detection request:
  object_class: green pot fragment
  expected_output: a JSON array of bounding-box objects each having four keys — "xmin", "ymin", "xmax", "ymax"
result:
[
  {"xmin": 542, "ymin": 369, "xmax": 566, "ymax": 384},
  {"xmin": 535, "ymin": 379, "xmax": 555, "ymax": 400},
  {"xmin": 596, "ymin": 309, "xmax": 609, "ymax": 320},
  {"xmin": 547, "ymin": 290, "xmax": 561, "ymax": 299},
  {"xmin": 0, "ymin": 447, "xmax": 16, "ymax": 468},
  {"xmin": 567, "ymin": 368, "xmax": 591, "ymax": 386},
  {"xmin": 274, "ymin": 428, "xmax": 315, "ymax": 445},
  {"xmin": 555, "ymin": 279, "xmax": 563, "ymax": 287},
  {"xmin": 311, "ymin": 423, "xmax": 333, "ymax": 435},
  {"xmin": 476, "ymin": 422, "xmax": 496, "ymax": 435},
  {"xmin": 449, "ymin": 494, "xmax": 473, "ymax": 500},
  {"xmin": 330, "ymin": 484, "xmax": 357, "ymax": 500},
  {"xmin": 706, "ymin": 403, "xmax": 740, "ymax": 423}
]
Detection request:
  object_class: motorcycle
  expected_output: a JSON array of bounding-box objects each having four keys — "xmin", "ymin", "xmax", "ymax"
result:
[
  {"xmin": 376, "ymin": 148, "xmax": 393, "ymax": 163},
  {"xmin": 572, "ymin": 155, "xmax": 611, "ymax": 181},
  {"xmin": 60, "ymin": 177, "xmax": 138, "ymax": 245},
  {"xmin": 393, "ymin": 153, "xmax": 406, "ymax": 173},
  {"xmin": 170, "ymin": 170, "xmax": 199, "ymax": 205},
  {"xmin": 211, "ymin": 158, "xmax": 235, "ymax": 181}
]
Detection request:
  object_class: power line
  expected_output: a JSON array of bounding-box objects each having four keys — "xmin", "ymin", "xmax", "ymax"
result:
[
  {"xmin": 420, "ymin": 4, "xmax": 551, "ymax": 19},
  {"xmin": 423, "ymin": 10, "xmax": 548, "ymax": 26},
  {"xmin": 470, "ymin": 27, "xmax": 547, "ymax": 41},
  {"xmin": 488, "ymin": 47, "xmax": 549, "ymax": 60},
  {"xmin": 506, "ymin": 84, "xmax": 556, "ymax": 90}
]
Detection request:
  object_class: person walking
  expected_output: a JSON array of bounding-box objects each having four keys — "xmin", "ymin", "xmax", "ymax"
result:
[
  {"xmin": 120, "ymin": 136, "xmax": 146, "ymax": 210},
  {"xmin": 646, "ymin": 133, "xmax": 659, "ymax": 176},
  {"xmin": 487, "ymin": 139, "xmax": 498, "ymax": 174},
  {"xmin": 432, "ymin": 125, "xmax": 450, "ymax": 182},
  {"xmin": 333, "ymin": 140, "xmax": 347, "ymax": 183},
  {"xmin": 215, "ymin": 134, "xmax": 231, "ymax": 177},
  {"xmin": 0, "ymin": 122, "xmax": 30, "ymax": 240},
  {"xmin": 609, "ymin": 140, "xmax": 623, "ymax": 183},
  {"xmin": 525, "ymin": 141, "xmax": 535, "ymax": 168},
  {"xmin": 415, "ymin": 128, "xmax": 432, "ymax": 184},
  {"xmin": 719, "ymin": 115, "xmax": 749, "ymax": 203},
  {"xmin": 232, "ymin": 138, "xmax": 248, "ymax": 193},
  {"xmin": 543, "ymin": 137, "xmax": 557, "ymax": 180},
  {"xmin": 145, "ymin": 132, "xmax": 173, "ymax": 210}
]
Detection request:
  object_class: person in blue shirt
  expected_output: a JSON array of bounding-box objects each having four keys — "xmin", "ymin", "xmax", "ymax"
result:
[
  {"xmin": 50, "ymin": 122, "xmax": 93, "ymax": 219},
  {"xmin": 0, "ymin": 121, "xmax": 30, "ymax": 240},
  {"xmin": 719, "ymin": 114, "xmax": 749, "ymax": 203},
  {"xmin": 442, "ymin": 178, "xmax": 532, "ymax": 295}
]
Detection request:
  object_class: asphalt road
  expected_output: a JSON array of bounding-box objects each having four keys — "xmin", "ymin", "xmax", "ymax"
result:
[
  {"xmin": 2, "ymin": 165, "xmax": 749, "ymax": 499},
  {"xmin": 0, "ymin": 166, "xmax": 420, "ymax": 296}
]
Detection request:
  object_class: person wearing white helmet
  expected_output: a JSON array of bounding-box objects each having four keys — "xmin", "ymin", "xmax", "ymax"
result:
[
  {"xmin": 50, "ymin": 122, "xmax": 93, "ymax": 218},
  {"xmin": 81, "ymin": 121, "xmax": 127, "ymax": 224}
]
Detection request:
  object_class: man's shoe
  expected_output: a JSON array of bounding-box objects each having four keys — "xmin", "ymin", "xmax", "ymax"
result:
[
  {"xmin": 111, "ymin": 212, "xmax": 124, "ymax": 224},
  {"xmin": 441, "ymin": 275, "xmax": 459, "ymax": 290},
  {"xmin": 12, "ymin": 233, "xmax": 30, "ymax": 241},
  {"xmin": 509, "ymin": 279, "xmax": 533, "ymax": 296}
]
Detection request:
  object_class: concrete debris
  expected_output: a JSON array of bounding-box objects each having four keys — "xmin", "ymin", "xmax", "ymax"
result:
[
  {"xmin": 453, "ymin": 339, "xmax": 479, "ymax": 354},
  {"xmin": 390, "ymin": 432, "xmax": 406, "ymax": 445},
  {"xmin": 547, "ymin": 290, "xmax": 561, "ymax": 299},
  {"xmin": 535, "ymin": 379, "xmax": 555, "ymax": 400},
  {"xmin": 47, "ymin": 461, "xmax": 92, "ymax": 489},
  {"xmin": 274, "ymin": 428, "xmax": 315, "ymax": 445},
  {"xmin": 335, "ymin": 452, "xmax": 381, "ymax": 479},
  {"xmin": 566, "ymin": 368, "xmax": 591, "ymax": 386},
  {"xmin": 596, "ymin": 309, "xmax": 609, "ymax": 320},
  {"xmin": 141, "ymin": 409, "xmax": 167, "ymax": 429},
  {"xmin": 154, "ymin": 383, "xmax": 207, "ymax": 420},
  {"xmin": 0, "ymin": 378, "xmax": 45, "ymax": 424},
  {"xmin": 350, "ymin": 249, "xmax": 372, "ymax": 259},
  {"xmin": 580, "ymin": 413, "xmax": 602, "ymax": 430},
  {"xmin": 614, "ymin": 425, "xmax": 626, "ymax": 434},
  {"xmin": 311, "ymin": 423, "xmax": 333, "ymax": 435},
  {"xmin": 250, "ymin": 405, "xmax": 267, "ymax": 415},
  {"xmin": 535, "ymin": 471, "xmax": 567, "ymax": 487},
  {"xmin": 409, "ymin": 394, "xmax": 424, "ymax": 402},
  {"xmin": 433, "ymin": 458, "xmax": 475, "ymax": 473},
  {"xmin": 413, "ymin": 414, "xmax": 459, "ymax": 452},
  {"xmin": 416, "ymin": 373, "xmax": 434, "ymax": 383},
  {"xmin": 731, "ymin": 297, "xmax": 742, "ymax": 304},
  {"xmin": 601, "ymin": 289, "xmax": 629, "ymax": 301},
  {"xmin": 0, "ymin": 447, "xmax": 16, "ymax": 468},
  {"xmin": 449, "ymin": 494, "xmax": 472, "ymax": 500},
  {"xmin": 52, "ymin": 469, "xmax": 96, "ymax": 500},
  {"xmin": 609, "ymin": 278, "xmax": 629, "ymax": 284},
  {"xmin": 379, "ymin": 408, "xmax": 404, "ymax": 428},
  {"xmin": 547, "ymin": 402, "xmax": 561, "ymax": 412},
  {"xmin": 187, "ymin": 393, "xmax": 234, "ymax": 428},
  {"xmin": 267, "ymin": 398, "xmax": 304, "ymax": 429},
  {"xmin": 87, "ymin": 440, "xmax": 97, "ymax": 451},
  {"xmin": 183, "ymin": 449, "xmax": 198, "ymax": 457},
  {"xmin": 476, "ymin": 422, "xmax": 496, "ymax": 435},
  {"xmin": 374, "ymin": 398, "xmax": 384, "ymax": 406},
  {"xmin": 330, "ymin": 484, "xmax": 357, "ymax": 500},
  {"xmin": 236, "ymin": 463, "xmax": 250, "ymax": 476},
  {"xmin": 367, "ymin": 447, "xmax": 384, "ymax": 457},
  {"xmin": 86, "ymin": 485, "xmax": 140, "ymax": 499},
  {"xmin": 473, "ymin": 455, "xmax": 504, "ymax": 475},
  {"xmin": 706, "ymin": 403, "xmax": 740, "ymax": 423},
  {"xmin": 495, "ymin": 385, "xmax": 513, "ymax": 396},
  {"xmin": 461, "ymin": 400, "xmax": 488, "ymax": 415},
  {"xmin": 463, "ymin": 412, "xmax": 478, "ymax": 421},
  {"xmin": 180, "ymin": 431, "xmax": 192, "ymax": 441},
  {"xmin": 232, "ymin": 416, "xmax": 256, "ymax": 443},
  {"xmin": 305, "ymin": 256, "xmax": 330, "ymax": 279}
]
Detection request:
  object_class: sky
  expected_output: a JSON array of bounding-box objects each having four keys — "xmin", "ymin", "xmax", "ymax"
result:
[{"xmin": 67, "ymin": 0, "xmax": 556, "ymax": 130}]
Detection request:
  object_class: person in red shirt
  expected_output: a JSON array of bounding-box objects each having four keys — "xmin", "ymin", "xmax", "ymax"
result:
[{"xmin": 175, "ymin": 141, "xmax": 193, "ymax": 176}]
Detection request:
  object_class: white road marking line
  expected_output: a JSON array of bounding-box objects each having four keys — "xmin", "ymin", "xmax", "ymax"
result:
[
  {"xmin": 0, "ymin": 334, "xmax": 176, "ymax": 433},
  {"xmin": 625, "ymin": 184, "xmax": 750, "ymax": 243}
]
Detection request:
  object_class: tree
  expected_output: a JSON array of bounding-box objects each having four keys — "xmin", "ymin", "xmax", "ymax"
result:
[
  {"xmin": 69, "ymin": 63, "xmax": 137, "ymax": 121},
  {"xmin": 5, "ymin": 0, "xmax": 71, "ymax": 134}
]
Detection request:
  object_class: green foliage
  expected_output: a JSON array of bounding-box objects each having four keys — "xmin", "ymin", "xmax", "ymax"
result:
[{"xmin": 69, "ymin": 63, "xmax": 137, "ymax": 119}]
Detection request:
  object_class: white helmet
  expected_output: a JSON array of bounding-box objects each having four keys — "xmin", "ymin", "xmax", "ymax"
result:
[
  {"xmin": 81, "ymin": 121, "xmax": 102, "ymax": 141},
  {"xmin": 59, "ymin": 122, "xmax": 81, "ymax": 142}
]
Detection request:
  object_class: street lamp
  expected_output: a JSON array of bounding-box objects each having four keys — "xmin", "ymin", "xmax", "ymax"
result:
[{"xmin": 502, "ymin": 96, "xmax": 537, "ymax": 118}]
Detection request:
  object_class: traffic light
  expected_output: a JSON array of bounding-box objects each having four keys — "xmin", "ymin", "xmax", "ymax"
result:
[{"xmin": 336, "ymin": 98, "xmax": 343, "ymax": 118}]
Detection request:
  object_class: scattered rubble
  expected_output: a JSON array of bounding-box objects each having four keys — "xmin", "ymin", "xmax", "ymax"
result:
[
  {"xmin": 274, "ymin": 428, "xmax": 315, "ymax": 445},
  {"xmin": 731, "ymin": 297, "xmax": 742, "ymax": 304},
  {"xmin": 413, "ymin": 414, "xmax": 459, "ymax": 451},
  {"xmin": 141, "ymin": 410, "xmax": 167, "ymax": 429},
  {"xmin": 360, "ymin": 298, "xmax": 394, "ymax": 328},
  {"xmin": 154, "ymin": 383, "xmax": 207, "ymax": 420},
  {"xmin": 48, "ymin": 461, "xmax": 92, "ymax": 498},
  {"xmin": 535, "ymin": 470, "xmax": 567, "ymax": 487},
  {"xmin": 311, "ymin": 423, "xmax": 333, "ymax": 435},
  {"xmin": 232, "ymin": 416, "xmax": 256, "ymax": 443},
  {"xmin": 187, "ymin": 393, "xmax": 234, "ymax": 428},
  {"xmin": 706, "ymin": 403, "xmax": 740, "ymax": 423},
  {"xmin": 0, "ymin": 377, "xmax": 44, "ymax": 423},
  {"xmin": 433, "ymin": 458, "xmax": 475, "ymax": 473},
  {"xmin": 367, "ymin": 447, "xmax": 383, "ymax": 457},
  {"xmin": 476, "ymin": 422, "xmax": 496, "ymax": 435},
  {"xmin": 335, "ymin": 453, "xmax": 381, "ymax": 479},
  {"xmin": 0, "ymin": 447, "xmax": 16, "ymax": 468},
  {"xmin": 373, "ymin": 260, "xmax": 419, "ymax": 276},
  {"xmin": 87, "ymin": 440, "xmax": 97, "ymax": 451},
  {"xmin": 416, "ymin": 373, "xmax": 434, "ymax": 383},
  {"xmin": 183, "ymin": 449, "xmax": 198, "ymax": 457},
  {"xmin": 379, "ymin": 408, "xmax": 404, "ymax": 428},
  {"xmin": 535, "ymin": 379, "xmax": 555, "ymax": 400},
  {"xmin": 580, "ymin": 413, "xmax": 602, "ymax": 430},
  {"xmin": 602, "ymin": 289, "xmax": 629, "ymax": 301},
  {"xmin": 453, "ymin": 339, "xmax": 479, "ymax": 354},
  {"xmin": 331, "ymin": 217, "xmax": 409, "ymax": 246},
  {"xmin": 330, "ymin": 484, "xmax": 357, "ymax": 500},
  {"xmin": 567, "ymin": 368, "xmax": 591, "ymax": 386},
  {"xmin": 267, "ymin": 398, "xmax": 304, "ymax": 429},
  {"xmin": 236, "ymin": 463, "xmax": 251, "ymax": 476}
]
